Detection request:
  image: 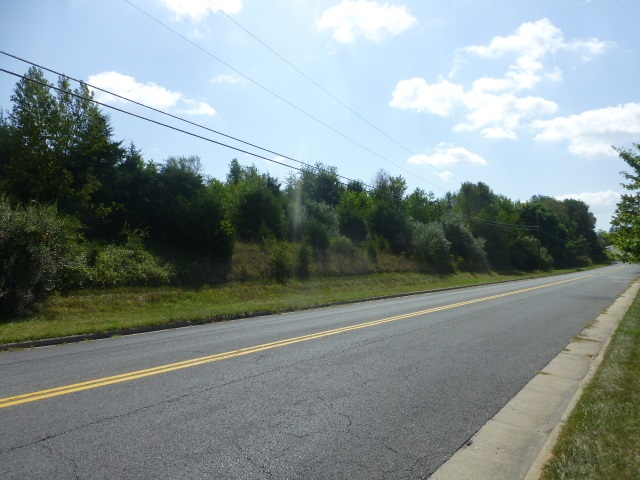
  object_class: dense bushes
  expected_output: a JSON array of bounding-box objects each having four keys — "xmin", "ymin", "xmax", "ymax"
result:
[
  {"xmin": 0, "ymin": 198, "xmax": 82, "ymax": 316},
  {"xmin": 411, "ymin": 221, "xmax": 452, "ymax": 273},
  {"xmin": 88, "ymin": 230, "xmax": 174, "ymax": 287},
  {"xmin": 0, "ymin": 68, "xmax": 611, "ymax": 316}
]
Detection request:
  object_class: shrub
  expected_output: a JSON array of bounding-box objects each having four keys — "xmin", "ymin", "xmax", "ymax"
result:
[
  {"xmin": 296, "ymin": 242, "xmax": 312, "ymax": 278},
  {"xmin": 365, "ymin": 238, "xmax": 378, "ymax": 262},
  {"xmin": 332, "ymin": 235, "xmax": 357, "ymax": 256},
  {"xmin": 441, "ymin": 216, "xmax": 489, "ymax": 272},
  {"xmin": 88, "ymin": 229, "xmax": 174, "ymax": 287},
  {"xmin": 411, "ymin": 221, "xmax": 452, "ymax": 273},
  {"xmin": 303, "ymin": 220, "xmax": 331, "ymax": 255},
  {"xmin": 269, "ymin": 241, "xmax": 293, "ymax": 284},
  {"xmin": 0, "ymin": 198, "xmax": 83, "ymax": 316},
  {"xmin": 511, "ymin": 235, "xmax": 554, "ymax": 271},
  {"xmin": 370, "ymin": 204, "xmax": 412, "ymax": 253}
]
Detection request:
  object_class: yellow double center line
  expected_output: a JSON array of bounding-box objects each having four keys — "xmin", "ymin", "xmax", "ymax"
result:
[{"xmin": 1, "ymin": 274, "xmax": 593, "ymax": 409}]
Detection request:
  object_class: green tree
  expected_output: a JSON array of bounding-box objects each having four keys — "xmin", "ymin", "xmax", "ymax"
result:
[
  {"xmin": 299, "ymin": 162, "xmax": 344, "ymax": 207},
  {"xmin": 336, "ymin": 190, "xmax": 372, "ymax": 244},
  {"xmin": 611, "ymin": 144, "xmax": 640, "ymax": 262},
  {"xmin": 406, "ymin": 188, "xmax": 443, "ymax": 224},
  {"xmin": 226, "ymin": 161, "xmax": 287, "ymax": 241},
  {"xmin": 369, "ymin": 170, "xmax": 411, "ymax": 253},
  {"xmin": 1, "ymin": 68, "xmax": 125, "ymax": 235}
]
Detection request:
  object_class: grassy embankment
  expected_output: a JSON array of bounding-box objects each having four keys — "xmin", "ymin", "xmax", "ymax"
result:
[
  {"xmin": 0, "ymin": 242, "xmax": 598, "ymax": 345},
  {"xmin": 539, "ymin": 286, "xmax": 640, "ymax": 479}
]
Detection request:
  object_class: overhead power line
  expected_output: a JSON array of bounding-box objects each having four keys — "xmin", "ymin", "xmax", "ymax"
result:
[
  {"xmin": 0, "ymin": 67, "xmax": 404, "ymax": 200},
  {"xmin": 0, "ymin": 51, "xmax": 372, "ymax": 190},
  {"xmin": 122, "ymin": 0, "xmax": 448, "ymax": 193},
  {"xmin": 2, "ymin": 60, "xmax": 552, "ymax": 235},
  {"xmin": 206, "ymin": 0, "xmax": 461, "ymax": 185}
]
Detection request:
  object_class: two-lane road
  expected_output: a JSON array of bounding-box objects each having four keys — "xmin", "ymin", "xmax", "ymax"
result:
[{"xmin": 1, "ymin": 264, "xmax": 638, "ymax": 479}]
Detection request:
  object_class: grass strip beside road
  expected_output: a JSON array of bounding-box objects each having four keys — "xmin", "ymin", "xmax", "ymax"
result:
[
  {"xmin": 540, "ymin": 287, "xmax": 640, "ymax": 479},
  {"xmin": 0, "ymin": 269, "xmax": 584, "ymax": 346}
]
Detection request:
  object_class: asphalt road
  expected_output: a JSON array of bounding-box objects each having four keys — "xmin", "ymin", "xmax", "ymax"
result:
[{"xmin": 1, "ymin": 264, "xmax": 638, "ymax": 479}]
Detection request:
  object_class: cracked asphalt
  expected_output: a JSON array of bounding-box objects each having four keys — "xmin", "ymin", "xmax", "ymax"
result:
[{"xmin": 1, "ymin": 264, "xmax": 637, "ymax": 479}]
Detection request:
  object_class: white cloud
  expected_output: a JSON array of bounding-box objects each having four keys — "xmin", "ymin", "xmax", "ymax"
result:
[
  {"xmin": 555, "ymin": 191, "xmax": 620, "ymax": 207},
  {"xmin": 408, "ymin": 144, "xmax": 488, "ymax": 168},
  {"xmin": 438, "ymin": 170, "xmax": 455, "ymax": 182},
  {"xmin": 390, "ymin": 19, "xmax": 612, "ymax": 140},
  {"xmin": 159, "ymin": 0, "xmax": 241, "ymax": 21},
  {"xmin": 88, "ymin": 71, "xmax": 216, "ymax": 116},
  {"xmin": 317, "ymin": 0, "xmax": 417, "ymax": 44},
  {"xmin": 389, "ymin": 77, "xmax": 465, "ymax": 116},
  {"xmin": 532, "ymin": 103, "xmax": 640, "ymax": 158},
  {"xmin": 461, "ymin": 19, "xmax": 612, "ymax": 92},
  {"xmin": 181, "ymin": 99, "xmax": 217, "ymax": 116},
  {"xmin": 389, "ymin": 77, "xmax": 558, "ymax": 139},
  {"xmin": 555, "ymin": 190, "xmax": 621, "ymax": 229},
  {"xmin": 88, "ymin": 72, "xmax": 182, "ymax": 109},
  {"xmin": 455, "ymin": 91, "xmax": 558, "ymax": 139}
]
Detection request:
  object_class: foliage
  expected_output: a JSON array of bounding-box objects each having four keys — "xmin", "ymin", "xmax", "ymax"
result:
[
  {"xmin": 370, "ymin": 203, "xmax": 412, "ymax": 253},
  {"xmin": 510, "ymin": 235, "xmax": 553, "ymax": 271},
  {"xmin": 410, "ymin": 221, "xmax": 452, "ymax": 272},
  {"xmin": 298, "ymin": 162, "xmax": 344, "ymax": 206},
  {"xmin": 296, "ymin": 243, "xmax": 312, "ymax": 278},
  {"xmin": 611, "ymin": 144, "xmax": 640, "ymax": 262},
  {"xmin": 1, "ymin": 68, "xmax": 124, "ymax": 235},
  {"xmin": 88, "ymin": 229, "xmax": 174, "ymax": 287},
  {"xmin": 0, "ymin": 67, "xmax": 611, "ymax": 292},
  {"xmin": 303, "ymin": 220, "xmax": 331, "ymax": 255},
  {"xmin": 332, "ymin": 235, "xmax": 357, "ymax": 256},
  {"xmin": 336, "ymin": 190, "xmax": 371, "ymax": 244},
  {"xmin": 441, "ymin": 215, "xmax": 489, "ymax": 272},
  {"xmin": 268, "ymin": 241, "xmax": 294, "ymax": 284},
  {"xmin": 227, "ymin": 160, "xmax": 287, "ymax": 241},
  {"xmin": 0, "ymin": 198, "xmax": 83, "ymax": 317}
]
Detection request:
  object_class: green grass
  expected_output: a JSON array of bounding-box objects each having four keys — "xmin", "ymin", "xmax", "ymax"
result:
[
  {"xmin": 0, "ymin": 269, "xmax": 576, "ymax": 345},
  {"xmin": 539, "ymin": 288, "xmax": 640, "ymax": 479}
]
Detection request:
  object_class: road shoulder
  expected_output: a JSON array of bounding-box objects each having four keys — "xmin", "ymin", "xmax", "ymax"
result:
[{"xmin": 429, "ymin": 278, "xmax": 640, "ymax": 480}]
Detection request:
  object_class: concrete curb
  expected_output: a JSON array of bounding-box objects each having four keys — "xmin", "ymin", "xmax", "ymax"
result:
[{"xmin": 429, "ymin": 278, "xmax": 640, "ymax": 480}]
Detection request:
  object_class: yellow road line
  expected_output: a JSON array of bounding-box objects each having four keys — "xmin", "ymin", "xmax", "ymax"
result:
[{"xmin": 0, "ymin": 274, "xmax": 593, "ymax": 409}]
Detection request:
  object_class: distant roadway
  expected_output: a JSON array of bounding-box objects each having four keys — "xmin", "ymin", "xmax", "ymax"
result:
[{"xmin": 1, "ymin": 264, "xmax": 638, "ymax": 479}]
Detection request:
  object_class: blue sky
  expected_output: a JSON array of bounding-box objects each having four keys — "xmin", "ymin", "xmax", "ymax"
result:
[{"xmin": 1, "ymin": 0, "xmax": 639, "ymax": 229}]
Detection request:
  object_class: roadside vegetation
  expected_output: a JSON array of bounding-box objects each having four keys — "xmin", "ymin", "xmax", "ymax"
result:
[
  {"xmin": 0, "ymin": 67, "xmax": 613, "ymax": 338},
  {"xmin": 539, "ymin": 287, "xmax": 640, "ymax": 479}
]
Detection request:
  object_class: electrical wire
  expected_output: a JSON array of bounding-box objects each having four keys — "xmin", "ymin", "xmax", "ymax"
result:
[
  {"xmin": 122, "ymin": 0, "xmax": 448, "ymax": 193},
  {"xmin": 0, "ymin": 67, "xmax": 400, "ymax": 199},
  {"xmin": 205, "ymin": 0, "xmax": 461, "ymax": 185},
  {"xmin": 2, "ymin": 60, "xmax": 563, "ymax": 234},
  {"xmin": 0, "ymin": 50, "xmax": 371, "ymax": 190}
]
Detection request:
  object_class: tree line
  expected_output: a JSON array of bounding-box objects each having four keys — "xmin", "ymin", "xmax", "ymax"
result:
[{"xmin": 0, "ymin": 67, "xmax": 609, "ymax": 316}]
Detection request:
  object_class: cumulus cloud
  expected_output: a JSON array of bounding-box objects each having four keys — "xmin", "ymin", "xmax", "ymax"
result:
[
  {"xmin": 317, "ymin": 0, "xmax": 417, "ymax": 44},
  {"xmin": 180, "ymin": 99, "xmax": 217, "ymax": 116},
  {"xmin": 390, "ymin": 19, "xmax": 612, "ymax": 141},
  {"xmin": 555, "ymin": 190, "xmax": 621, "ymax": 228},
  {"xmin": 461, "ymin": 18, "xmax": 612, "ymax": 91},
  {"xmin": 159, "ymin": 0, "xmax": 241, "ymax": 21},
  {"xmin": 88, "ymin": 71, "xmax": 216, "ymax": 116},
  {"xmin": 408, "ymin": 144, "xmax": 488, "ymax": 168},
  {"xmin": 531, "ymin": 103, "xmax": 640, "ymax": 158},
  {"xmin": 389, "ymin": 77, "xmax": 558, "ymax": 139},
  {"xmin": 389, "ymin": 77, "xmax": 465, "ymax": 116},
  {"xmin": 455, "ymin": 91, "xmax": 559, "ymax": 139}
]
